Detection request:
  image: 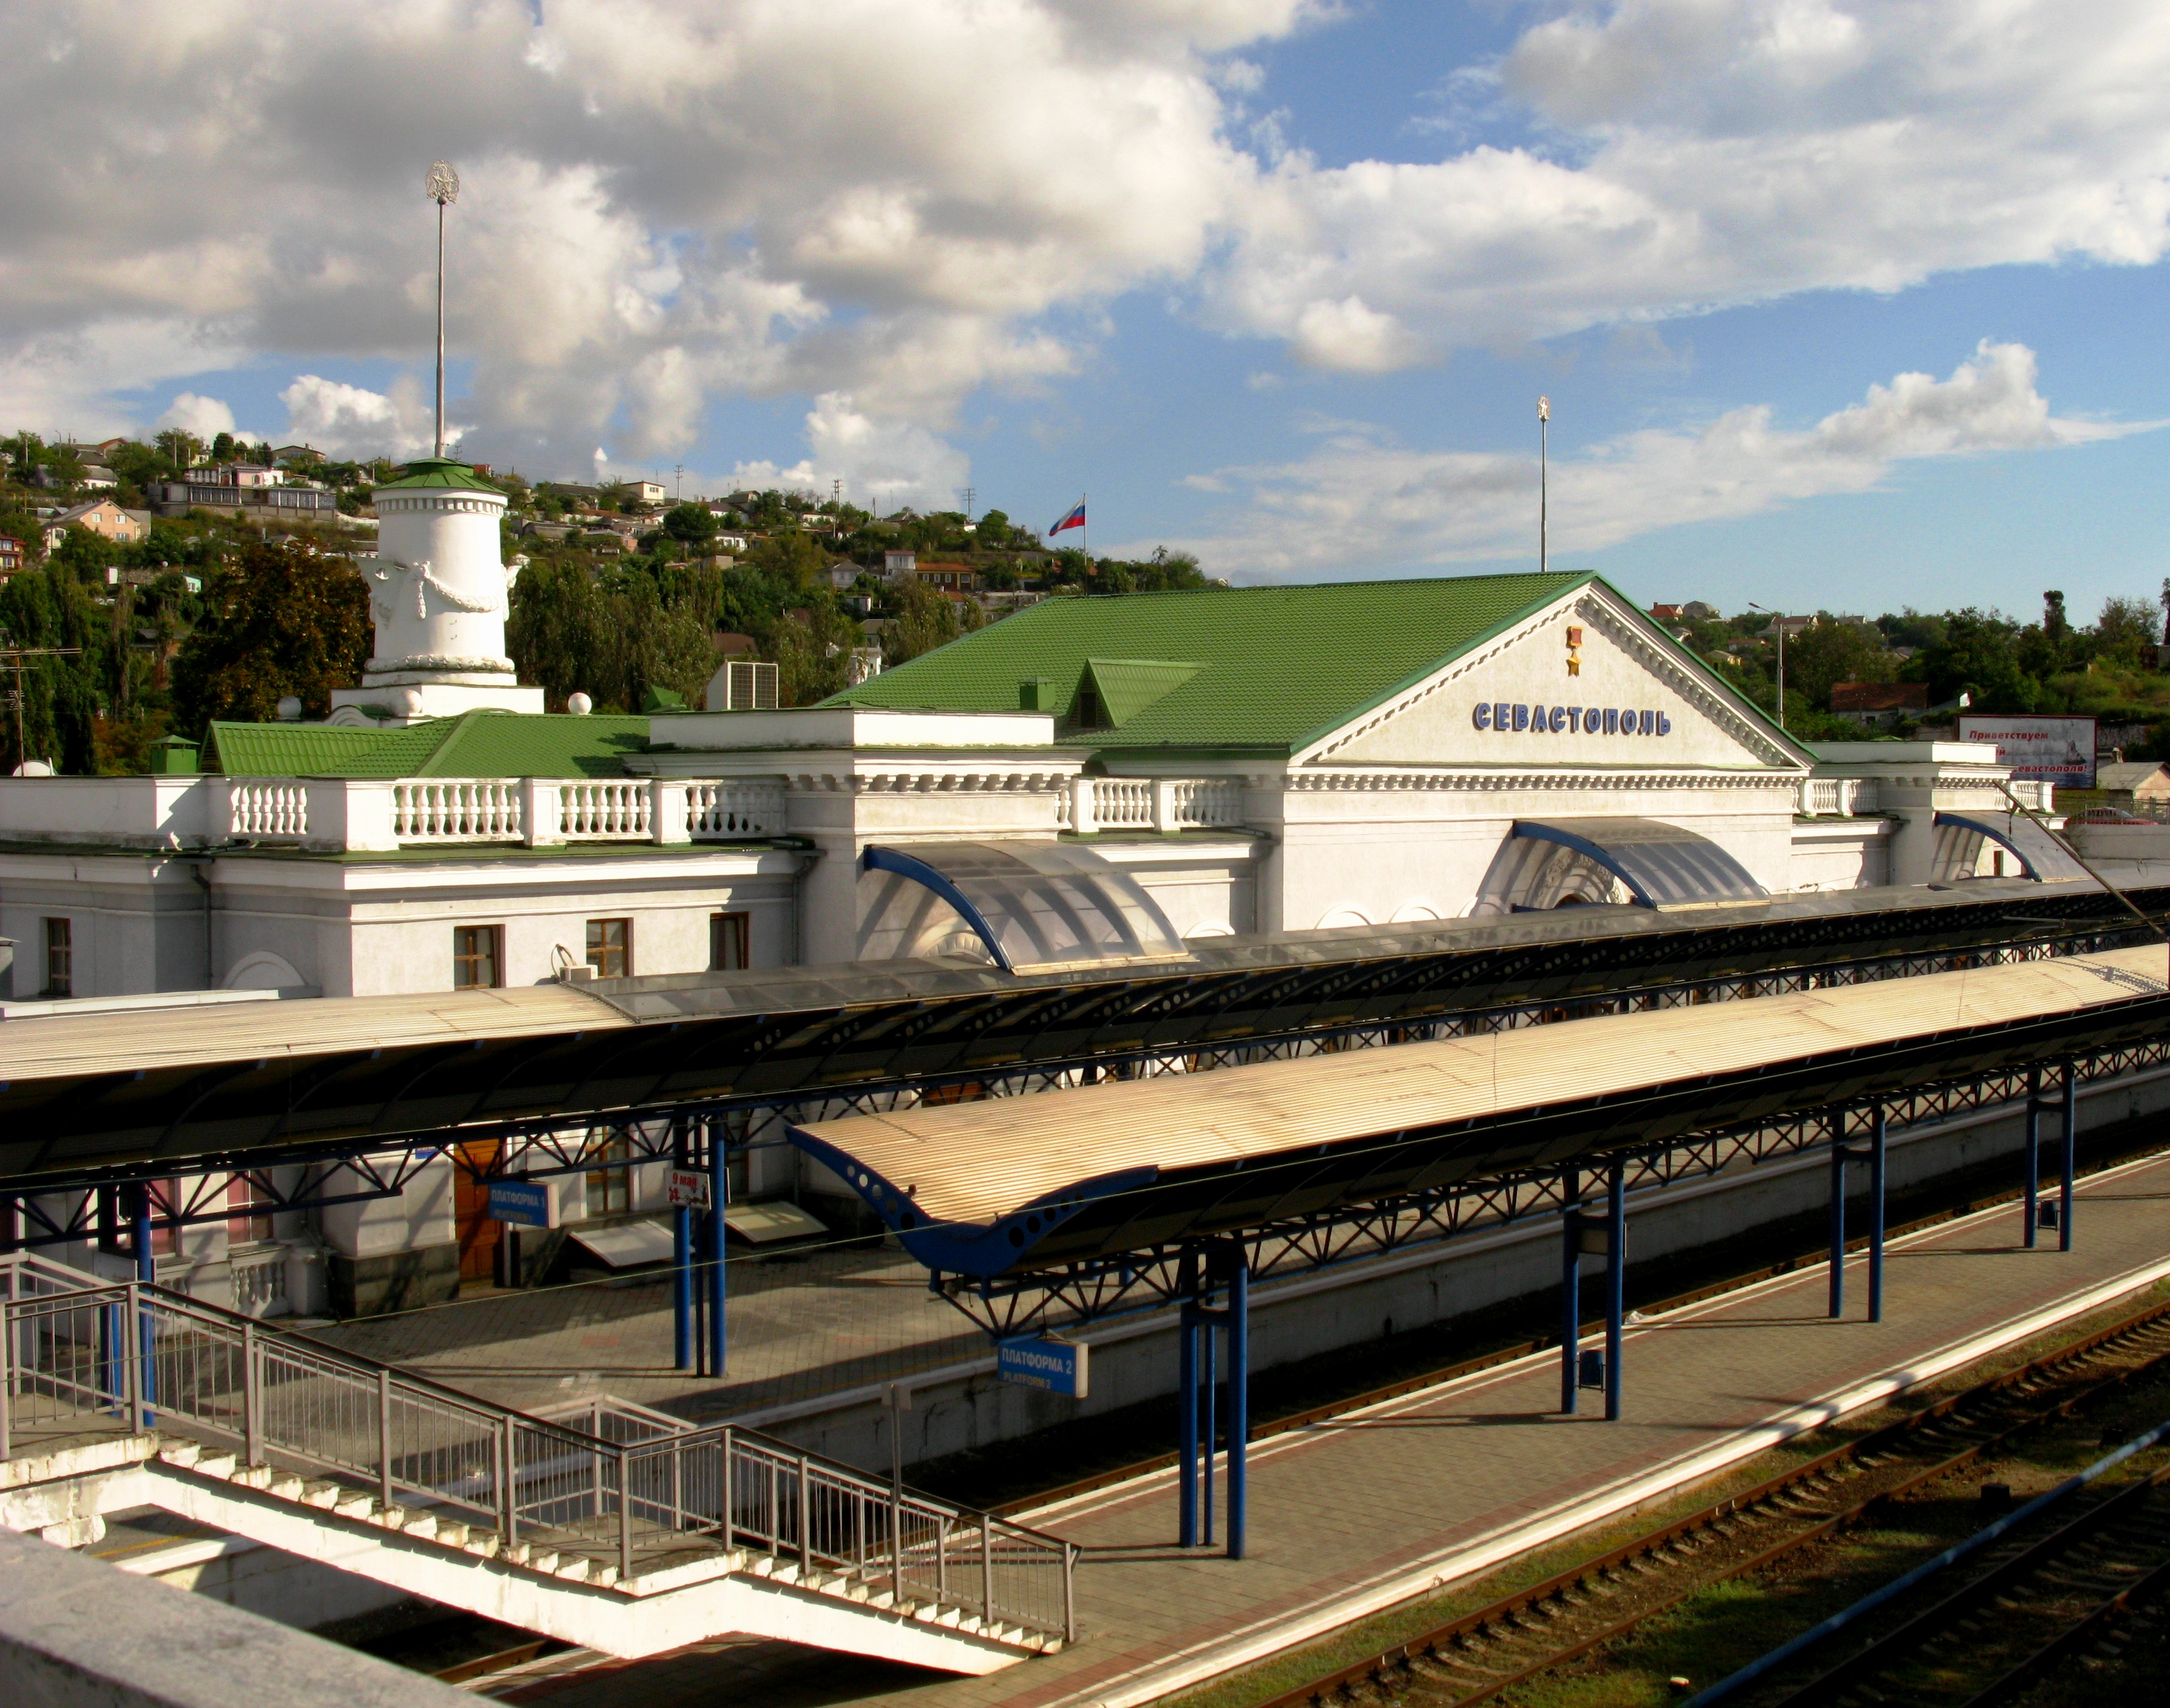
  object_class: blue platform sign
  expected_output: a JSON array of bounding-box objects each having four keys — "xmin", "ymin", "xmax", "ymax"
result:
[
  {"xmin": 488, "ymin": 1179, "xmax": 559, "ymax": 1229},
  {"xmin": 997, "ymin": 1336, "xmax": 1089, "ymax": 1398}
]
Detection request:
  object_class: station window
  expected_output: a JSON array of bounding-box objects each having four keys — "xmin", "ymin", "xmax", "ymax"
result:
[
  {"xmin": 710, "ymin": 911, "xmax": 751, "ymax": 971},
  {"xmin": 42, "ymin": 917, "xmax": 71, "ymax": 997},
  {"xmin": 585, "ymin": 917, "xmax": 631, "ymax": 979},
  {"xmin": 585, "ymin": 1134, "xmax": 631, "ymax": 1218},
  {"xmin": 452, "ymin": 925, "xmax": 503, "ymax": 990},
  {"xmin": 226, "ymin": 1174, "xmax": 275, "ymax": 1245}
]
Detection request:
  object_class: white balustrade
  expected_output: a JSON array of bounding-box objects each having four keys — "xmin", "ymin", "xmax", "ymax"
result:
[
  {"xmin": 559, "ymin": 780, "xmax": 651, "ymax": 840},
  {"xmin": 228, "ymin": 1245, "xmax": 289, "ymax": 1319},
  {"xmin": 226, "ymin": 780, "xmax": 308, "ymax": 841},
  {"xmin": 686, "ymin": 780, "xmax": 788, "ymax": 839},
  {"xmin": 1168, "ymin": 778, "xmax": 1243, "ymax": 828},
  {"xmin": 1070, "ymin": 775, "xmax": 1246, "ymax": 833},
  {"xmin": 392, "ymin": 780, "xmax": 523, "ymax": 843},
  {"xmin": 1089, "ymin": 778, "xmax": 1154, "ymax": 829},
  {"xmin": 1797, "ymin": 777, "xmax": 1871, "ymax": 818}
]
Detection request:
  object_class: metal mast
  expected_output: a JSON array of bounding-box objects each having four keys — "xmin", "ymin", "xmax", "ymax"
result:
[
  {"xmin": 425, "ymin": 162, "xmax": 461, "ymax": 458},
  {"xmin": 1537, "ymin": 395, "xmax": 1550, "ymax": 574}
]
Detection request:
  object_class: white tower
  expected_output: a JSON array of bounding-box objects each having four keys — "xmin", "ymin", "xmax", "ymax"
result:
[{"xmin": 328, "ymin": 460, "xmax": 543, "ymax": 721}]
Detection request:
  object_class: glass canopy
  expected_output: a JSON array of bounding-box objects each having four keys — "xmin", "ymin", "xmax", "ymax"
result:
[
  {"xmin": 1931, "ymin": 811, "xmax": 2092, "ymax": 884},
  {"xmin": 856, "ymin": 840, "xmax": 1192, "ymax": 974},
  {"xmin": 1506, "ymin": 818, "xmax": 1771, "ymax": 909}
]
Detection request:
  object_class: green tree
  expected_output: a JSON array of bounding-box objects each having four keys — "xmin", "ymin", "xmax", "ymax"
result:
[
  {"xmin": 171, "ymin": 540, "xmax": 370, "ymax": 733},
  {"xmin": 662, "ymin": 502, "xmax": 718, "ymax": 547},
  {"xmin": 2094, "ymin": 596, "xmax": 2155, "ymax": 669},
  {"xmin": 0, "ymin": 563, "xmax": 110, "ymax": 772},
  {"xmin": 1783, "ymin": 617, "xmax": 1895, "ymax": 715},
  {"xmin": 506, "ymin": 560, "xmax": 714, "ymax": 711},
  {"xmin": 886, "ymin": 580, "xmax": 983, "ymax": 667},
  {"xmin": 1911, "ymin": 607, "xmax": 2038, "ymax": 712}
]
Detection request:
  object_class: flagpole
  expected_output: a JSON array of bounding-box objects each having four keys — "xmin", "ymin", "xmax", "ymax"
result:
[
  {"xmin": 1537, "ymin": 395, "xmax": 1549, "ymax": 575},
  {"xmin": 1081, "ymin": 492, "xmax": 1087, "ymax": 568}
]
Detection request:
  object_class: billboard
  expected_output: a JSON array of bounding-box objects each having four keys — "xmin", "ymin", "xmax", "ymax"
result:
[{"xmin": 1956, "ymin": 715, "xmax": 2096, "ymax": 789}]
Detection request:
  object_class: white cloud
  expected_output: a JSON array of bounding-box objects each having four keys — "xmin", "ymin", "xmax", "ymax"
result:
[
  {"xmin": 712, "ymin": 391, "xmax": 970, "ymax": 512},
  {"xmin": 156, "ymin": 392, "xmax": 238, "ymax": 440},
  {"xmin": 1203, "ymin": 0, "xmax": 2170, "ymax": 365},
  {"xmin": 279, "ymin": 374, "xmax": 440, "ymax": 459},
  {"xmin": 10, "ymin": 0, "xmax": 2170, "ymax": 474},
  {"xmin": 1155, "ymin": 342, "xmax": 2160, "ymax": 576}
]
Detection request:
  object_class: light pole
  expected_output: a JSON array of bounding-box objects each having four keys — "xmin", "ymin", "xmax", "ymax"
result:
[
  {"xmin": 424, "ymin": 162, "xmax": 461, "ymax": 458},
  {"xmin": 1749, "ymin": 602, "xmax": 1786, "ymax": 732},
  {"xmin": 1537, "ymin": 395, "xmax": 1550, "ymax": 574}
]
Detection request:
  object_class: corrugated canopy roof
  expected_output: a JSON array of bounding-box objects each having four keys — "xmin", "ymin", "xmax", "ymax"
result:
[{"xmin": 789, "ymin": 946, "xmax": 2169, "ymax": 1274}]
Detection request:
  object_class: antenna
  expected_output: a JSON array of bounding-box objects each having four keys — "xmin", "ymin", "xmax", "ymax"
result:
[
  {"xmin": 961, "ymin": 485, "xmax": 975, "ymax": 522},
  {"xmin": 1537, "ymin": 395, "xmax": 1550, "ymax": 574},
  {"xmin": 424, "ymin": 162, "xmax": 461, "ymax": 459},
  {"xmin": 675, "ymin": 463, "xmax": 684, "ymax": 503}
]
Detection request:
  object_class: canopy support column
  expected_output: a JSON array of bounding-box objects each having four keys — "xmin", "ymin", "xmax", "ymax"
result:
[
  {"xmin": 704, "ymin": 1115, "xmax": 728, "ymax": 1380},
  {"xmin": 1828, "ymin": 1125, "xmax": 1848, "ymax": 1320},
  {"xmin": 1559, "ymin": 1166, "xmax": 1580, "ymax": 1416},
  {"xmin": 1868, "ymin": 1104, "xmax": 1888, "ymax": 1324},
  {"xmin": 1218, "ymin": 1242, "xmax": 1250, "ymax": 1561},
  {"xmin": 2024, "ymin": 1066, "xmax": 2043, "ymax": 1248},
  {"xmin": 1177, "ymin": 1252, "xmax": 1200, "ymax": 1549},
  {"xmin": 2058, "ymin": 1060, "xmax": 2077, "ymax": 1252},
  {"xmin": 1604, "ymin": 1160, "xmax": 1625, "ymax": 1423},
  {"xmin": 673, "ymin": 1118, "xmax": 693, "ymax": 1373},
  {"xmin": 128, "ymin": 1183, "xmax": 155, "ymax": 1421}
]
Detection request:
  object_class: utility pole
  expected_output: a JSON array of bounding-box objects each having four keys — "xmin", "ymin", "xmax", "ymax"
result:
[
  {"xmin": 425, "ymin": 162, "xmax": 461, "ymax": 458},
  {"xmin": 961, "ymin": 485, "xmax": 975, "ymax": 522},
  {"xmin": 0, "ymin": 641, "xmax": 83, "ymax": 773},
  {"xmin": 1537, "ymin": 396, "xmax": 1550, "ymax": 574},
  {"xmin": 1749, "ymin": 603, "xmax": 1787, "ymax": 733},
  {"xmin": 675, "ymin": 463, "xmax": 684, "ymax": 504}
]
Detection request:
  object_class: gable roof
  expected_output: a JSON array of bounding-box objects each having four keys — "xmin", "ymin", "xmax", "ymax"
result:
[
  {"xmin": 208, "ymin": 710, "xmax": 650, "ymax": 778},
  {"xmin": 826, "ymin": 572, "xmax": 1728, "ymax": 754}
]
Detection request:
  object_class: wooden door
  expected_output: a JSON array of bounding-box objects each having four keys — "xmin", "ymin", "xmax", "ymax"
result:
[{"xmin": 454, "ymin": 1142, "xmax": 503, "ymax": 1283}]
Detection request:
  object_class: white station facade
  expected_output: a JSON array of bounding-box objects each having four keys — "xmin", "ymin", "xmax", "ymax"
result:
[{"xmin": 0, "ymin": 473, "xmax": 2076, "ymax": 1313}]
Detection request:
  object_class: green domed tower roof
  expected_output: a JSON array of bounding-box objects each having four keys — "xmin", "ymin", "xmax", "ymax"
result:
[{"xmin": 374, "ymin": 457, "xmax": 503, "ymax": 495}]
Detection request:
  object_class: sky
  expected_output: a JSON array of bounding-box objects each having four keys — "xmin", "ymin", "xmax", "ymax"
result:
[{"xmin": 8, "ymin": 0, "xmax": 2170, "ymax": 623}]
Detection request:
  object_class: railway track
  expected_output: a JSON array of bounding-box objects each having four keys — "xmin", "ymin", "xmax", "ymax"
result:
[
  {"xmin": 1255, "ymin": 1295, "xmax": 2170, "ymax": 1708},
  {"xmin": 1754, "ymin": 1444, "xmax": 2170, "ymax": 1707}
]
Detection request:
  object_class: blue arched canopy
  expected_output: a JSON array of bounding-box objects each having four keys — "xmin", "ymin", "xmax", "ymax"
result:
[
  {"xmin": 1508, "ymin": 818, "xmax": 1770, "ymax": 909},
  {"xmin": 859, "ymin": 840, "xmax": 1190, "ymax": 973}
]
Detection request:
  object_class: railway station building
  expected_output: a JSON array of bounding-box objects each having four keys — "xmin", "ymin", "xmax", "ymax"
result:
[{"xmin": 0, "ymin": 462, "xmax": 2090, "ymax": 1318}]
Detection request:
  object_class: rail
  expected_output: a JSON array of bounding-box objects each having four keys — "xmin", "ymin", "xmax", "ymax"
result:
[
  {"xmin": 1065, "ymin": 775, "xmax": 1245, "ymax": 834},
  {"xmin": 0, "ymin": 1264, "xmax": 1075, "ymax": 1641},
  {"xmin": 211, "ymin": 776, "xmax": 794, "ymax": 851}
]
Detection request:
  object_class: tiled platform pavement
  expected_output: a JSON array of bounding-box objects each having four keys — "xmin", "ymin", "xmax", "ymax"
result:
[
  {"xmin": 473, "ymin": 1148, "xmax": 2170, "ymax": 1708},
  {"xmin": 311, "ymin": 1242, "xmax": 984, "ymax": 1418}
]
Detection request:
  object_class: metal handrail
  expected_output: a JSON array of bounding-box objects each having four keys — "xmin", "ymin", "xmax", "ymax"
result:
[{"xmin": 0, "ymin": 1267, "xmax": 1075, "ymax": 1640}]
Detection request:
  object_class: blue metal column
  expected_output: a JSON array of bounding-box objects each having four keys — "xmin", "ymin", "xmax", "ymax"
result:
[
  {"xmin": 129, "ymin": 1185, "xmax": 155, "ymax": 1420},
  {"xmin": 1177, "ymin": 1254, "xmax": 1200, "ymax": 1548},
  {"xmin": 1226, "ymin": 1251, "xmax": 1250, "ymax": 1562},
  {"xmin": 1559, "ymin": 1166, "xmax": 1580, "ymax": 1415},
  {"xmin": 1604, "ymin": 1161, "xmax": 1625, "ymax": 1423},
  {"xmin": 1200, "ymin": 1294, "xmax": 1216, "ymax": 1551},
  {"xmin": 705, "ymin": 1117, "xmax": 728, "ymax": 1379},
  {"xmin": 1868, "ymin": 1104, "xmax": 1888, "ymax": 1324},
  {"xmin": 2058, "ymin": 1060, "xmax": 2076, "ymax": 1253},
  {"xmin": 2023, "ymin": 1065, "xmax": 2042, "ymax": 1248},
  {"xmin": 1828, "ymin": 1129, "xmax": 1848, "ymax": 1319},
  {"xmin": 672, "ymin": 1120, "xmax": 693, "ymax": 1372}
]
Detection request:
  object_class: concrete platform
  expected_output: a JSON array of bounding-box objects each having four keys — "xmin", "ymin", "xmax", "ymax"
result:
[{"xmin": 471, "ymin": 1143, "xmax": 2170, "ymax": 1708}]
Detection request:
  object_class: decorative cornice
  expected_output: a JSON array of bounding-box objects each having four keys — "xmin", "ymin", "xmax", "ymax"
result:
[
  {"xmin": 377, "ymin": 494, "xmax": 506, "ymax": 515},
  {"xmin": 1283, "ymin": 769, "xmax": 1793, "ymax": 794},
  {"xmin": 789, "ymin": 772, "xmax": 1073, "ymax": 794}
]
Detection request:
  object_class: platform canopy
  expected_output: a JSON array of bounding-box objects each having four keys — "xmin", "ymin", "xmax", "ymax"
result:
[
  {"xmin": 856, "ymin": 840, "xmax": 1189, "ymax": 973},
  {"xmin": 1933, "ymin": 811, "xmax": 2093, "ymax": 884},
  {"xmin": 1506, "ymin": 818, "xmax": 1770, "ymax": 909},
  {"xmin": 787, "ymin": 947, "xmax": 2170, "ymax": 1280}
]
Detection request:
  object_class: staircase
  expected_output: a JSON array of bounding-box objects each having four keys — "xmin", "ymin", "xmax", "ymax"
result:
[{"xmin": 0, "ymin": 1253, "xmax": 1073, "ymax": 1670}]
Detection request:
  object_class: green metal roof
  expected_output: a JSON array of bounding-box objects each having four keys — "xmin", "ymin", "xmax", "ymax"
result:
[
  {"xmin": 208, "ymin": 710, "xmax": 649, "ymax": 778},
  {"xmin": 374, "ymin": 457, "xmax": 504, "ymax": 495},
  {"xmin": 828, "ymin": 573, "xmax": 1605, "ymax": 752}
]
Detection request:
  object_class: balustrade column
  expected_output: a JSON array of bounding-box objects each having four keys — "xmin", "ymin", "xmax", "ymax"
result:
[
  {"xmin": 520, "ymin": 777, "xmax": 563, "ymax": 846},
  {"xmin": 1069, "ymin": 775, "xmax": 1097, "ymax": 835}
]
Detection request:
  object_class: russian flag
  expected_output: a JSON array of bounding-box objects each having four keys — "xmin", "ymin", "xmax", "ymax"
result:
[{"xmin": 1049, "ymin": 498, "xmax": 1086, "ymax": 535}]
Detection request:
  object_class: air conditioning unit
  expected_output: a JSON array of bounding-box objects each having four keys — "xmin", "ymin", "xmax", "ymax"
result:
[{"xmin": 716, "ymin": 659, "xmax": 779, "ymax": 711}]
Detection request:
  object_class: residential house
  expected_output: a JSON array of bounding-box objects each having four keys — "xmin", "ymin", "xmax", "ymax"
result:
[
  {"xmin": 620, "ymin": 480, "xmax": 667, "ymax": 506},
  {"xmin": 0, "ymin": 537, "xmax": 22, "ymax": 576},
  {"xmin": 77, "ymin": 465, "xmax": 117, "ymax": 490},
  {"xmin": 43, "ymin": 498, "xmax": 149, "ymax": 551},
  {"xmin": 913, "ymin": 560, "xmax": 979, "ymax": 593},
  {"xmin": 1681, "ymin": 601, "xmax": 1719, "ymax": 622},
  {"xmin": 1648, "ymin": 604, "xmax": 1684, "ymax": 622},
  {"xmin": 883, "ymin": 548, "xmax": 916, "ymax": 580},
  {"xmin": 272, "ymin": 445, "xmax": 325, "ymax": 467},
  {"xmin": 1831, "ymin": 682, "xmax": 1929, "ymax": 727}
]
